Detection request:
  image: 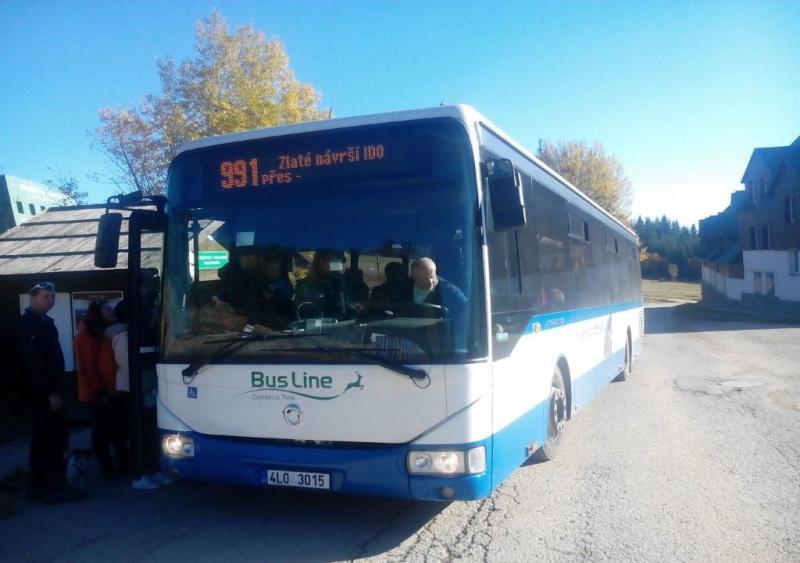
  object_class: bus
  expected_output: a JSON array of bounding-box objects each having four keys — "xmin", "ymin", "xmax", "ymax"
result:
[{"xmin": 95, "ymin": 105, "xmax": 643, "ymax": 501}]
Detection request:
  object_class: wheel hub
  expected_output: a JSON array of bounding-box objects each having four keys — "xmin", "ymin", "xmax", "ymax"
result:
[{"xmin": 550, "ymin": 387, "xmax": 566, "ymax": 433}]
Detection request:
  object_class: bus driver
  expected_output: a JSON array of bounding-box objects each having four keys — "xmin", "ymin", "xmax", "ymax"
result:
[{"xmin": 408, "ymin": 257, "xmax": 467, "ymax": 317}]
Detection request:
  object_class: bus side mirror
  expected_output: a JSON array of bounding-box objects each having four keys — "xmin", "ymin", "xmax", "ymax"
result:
[
  {"xmin": 487, "ymin": 159, "xmax": 527, "ymax": 231},
  {"xmin": 95, "ymin": 212, "xmax": 123, "ymax": 268}
]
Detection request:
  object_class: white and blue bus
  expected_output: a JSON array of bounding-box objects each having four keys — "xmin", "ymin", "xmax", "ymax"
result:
[{"xmin": 98, "ymin": 105, "xmax": 642, "ymax": 501}]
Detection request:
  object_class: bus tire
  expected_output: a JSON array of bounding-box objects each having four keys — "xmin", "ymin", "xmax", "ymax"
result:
[
  {"xmin": 535, "ymin": 365, "xmax": 567, "ymax": 462},
  {"xmin": 614, "ymin": 332, "xmax": 632, "ymax": 382}
]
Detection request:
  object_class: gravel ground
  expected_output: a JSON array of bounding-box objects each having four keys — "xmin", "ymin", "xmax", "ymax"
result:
[{"xmin": 1, "ymin": 303, "xmax": 798, "ymax": 562}]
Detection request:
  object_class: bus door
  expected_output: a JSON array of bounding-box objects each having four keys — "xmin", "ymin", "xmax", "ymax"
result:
[{"xmin": 127, "ymin": 210, "xmax": 166, "ymax": 476}]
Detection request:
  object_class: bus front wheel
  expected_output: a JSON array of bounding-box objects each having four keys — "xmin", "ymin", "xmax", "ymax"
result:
[{"xmin": 535, "ymin": 365, "xmax": 567, "ymax": 462}]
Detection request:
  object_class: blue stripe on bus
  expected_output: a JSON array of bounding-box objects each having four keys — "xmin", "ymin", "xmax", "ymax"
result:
[{"xmin": 524, "ymin": 299, "xmax": 643, "ymax": 334}]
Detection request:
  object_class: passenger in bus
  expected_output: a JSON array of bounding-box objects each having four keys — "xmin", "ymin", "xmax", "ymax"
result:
[
  {"xmin": 216, "ymin": 249, "xmax": 294, "ymax": 329},
  {"xmin": 259, "ymin": 252, "xmax": 293, "ymax": 302},
  {"xmin": 216, "ymin": 248, "xmax": 267, "ymax": 309},
  {"xmin": 370, "ymin": 262, "xmax": 410, "ymax": 306},
  {"xmin": 294, "ymin": 251, "xmax": 348, "ymax": 318},
  {"xmin": 255, "ymin": 251, "xmax": 294, "ymax": 328},
  {"xmin": 343, "ymin": 267, "xmax": 369, "ymax": 303}
]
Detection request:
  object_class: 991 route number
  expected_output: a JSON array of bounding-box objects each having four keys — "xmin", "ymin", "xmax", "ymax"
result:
[{"xmin": 264, "ymin": 469, "xmax": 330, "ymax": 489}]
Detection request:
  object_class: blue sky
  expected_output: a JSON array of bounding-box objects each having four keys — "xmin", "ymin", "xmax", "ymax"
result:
[{"xmin": 1, "ymin": 1, "xmax": 798, "ymax": 225}]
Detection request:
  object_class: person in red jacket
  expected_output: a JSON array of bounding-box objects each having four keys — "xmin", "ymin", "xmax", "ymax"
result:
[{"xmin": 73, "ymin": 301, "xmax": 122, "ymax": 477}]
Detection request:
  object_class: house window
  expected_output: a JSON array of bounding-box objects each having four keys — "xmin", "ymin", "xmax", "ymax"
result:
[
  {"xmin": 765, "ymin": 273, "xmax": 775, "ymax": 296},
  {"xmin": 614, "ymin": 238, "xmax": 619, "ymax": 254},
  {"xmin": 29, "ymin": 204, "xmax": 36, "ymax": 215},
  {"xmin": 753, "ymin": 272, "xmax": 762, "ymax": 293},
  {"xmin": 16, "ymin": 201, "xmax": 24, "ymax": 214},
  {"xmin": 761, "ymin": 226, "xmax": 771, "ymax": 250},
  {"xmin": 790, "ymin": 250, "xmax": 800, "ymax": 275},
  {"xmin": 786, "ymin": 196, "xmax": 796, "ymax": 223},
  {"xmin": 749, "ymin": 226, "xmax": 758, "ymax": 250},
  {"xmin": 759, "ymin": 178, "xmax": 767, "ymax": 200}
]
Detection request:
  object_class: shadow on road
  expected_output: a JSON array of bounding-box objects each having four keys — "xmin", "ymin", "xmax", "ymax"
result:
[
  {"xmin": 645, "ymin": 304, "xmax": 799, "ymax": 335},
  {"xmin": 1, "ymin": 476, "xmax": 449, "ymax": 561},
  {"xmin": 173, "ymin": 482, "xmax": 447, "ymax": 560}
]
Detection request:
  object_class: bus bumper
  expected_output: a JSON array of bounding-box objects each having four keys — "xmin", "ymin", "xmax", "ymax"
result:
[{"xmin": 159, "ymin": 430, "xmax": 493, "ymax": 501}]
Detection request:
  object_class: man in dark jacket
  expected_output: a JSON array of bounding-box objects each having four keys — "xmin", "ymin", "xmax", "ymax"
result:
[
  {"xmin": 409, "ymin": 257, "xmax": 468, "ymax": 317},
  {"xmin": 409, "ymin": 257, "xmax": 471, "ymax": 351},
  {"xmin": 14, "ymin": 282, "xmax": 85, "ymax": 504}
]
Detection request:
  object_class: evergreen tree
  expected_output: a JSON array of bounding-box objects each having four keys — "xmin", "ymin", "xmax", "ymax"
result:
[{"xmin": 635, "ymin": 216, "xmax": 701, "ymax": 280}]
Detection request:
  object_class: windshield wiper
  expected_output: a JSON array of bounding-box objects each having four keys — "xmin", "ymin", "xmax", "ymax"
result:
[
  {"xmin": 257, "ymin": 346, "xmax": 429, "ymax": 382},
  {"xmin": 181, "ymin": 332, "xmax": 330, "ymax": 381}
]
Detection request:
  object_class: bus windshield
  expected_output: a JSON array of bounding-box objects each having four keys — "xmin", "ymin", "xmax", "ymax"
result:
[{"xmin": 161, "ymin": 119, "xmax": 487, "ymax": 364}]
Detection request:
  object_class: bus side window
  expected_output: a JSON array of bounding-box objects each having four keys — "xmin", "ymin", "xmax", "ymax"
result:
[
  {"xmin": 589, "ymin": 221, "xmax": 612, "ymax": 307},
  {"xmin": 487, "ymin": 230, "xmax": 519, "ymax": 309},
  {"xmin": 516, "ymin": 173, "xmax": 542, "ymax": 311},
  {"xmin": 529, "ymin": 181, "xmax": 572, "ymax": 313}
]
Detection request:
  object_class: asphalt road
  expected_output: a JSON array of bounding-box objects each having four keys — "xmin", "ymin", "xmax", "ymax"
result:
[{"xmin": 2, "ymin": 303, "xmax": 798, "ymax": 562}]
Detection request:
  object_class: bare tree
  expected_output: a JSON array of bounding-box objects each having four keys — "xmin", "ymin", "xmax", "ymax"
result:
[{"xmin": 43, "ymin": 167, "xmax": 88, "ymax": 205}]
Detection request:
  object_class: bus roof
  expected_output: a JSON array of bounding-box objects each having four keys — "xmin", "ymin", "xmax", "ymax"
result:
[{"xmin": 176, "ymin": 104, "xmax": 636, "ymax": 238}]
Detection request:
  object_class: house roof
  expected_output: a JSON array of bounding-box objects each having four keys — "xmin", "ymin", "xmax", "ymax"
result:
[
  {"xmin": 741, "ymin": 143, "xmax": 800, "ymax": 183},
  {"xmin": 0, "ymin": 205, "xmax": 161, "ymax": 276}
]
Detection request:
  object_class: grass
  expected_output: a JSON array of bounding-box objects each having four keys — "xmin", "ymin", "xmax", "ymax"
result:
[{"xmin": 642, "ymin": 279, "xmax": 701, "ymax": 303}]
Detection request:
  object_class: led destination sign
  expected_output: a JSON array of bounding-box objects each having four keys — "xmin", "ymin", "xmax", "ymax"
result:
[{"xmin": 219, "ymin": 144, "xmax": 386, "ymax": 189}]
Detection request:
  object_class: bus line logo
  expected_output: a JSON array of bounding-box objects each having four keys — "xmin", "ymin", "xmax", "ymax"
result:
[{"xmin": 243, "ymin": 371, "xmax": 365, "ymax": 401}]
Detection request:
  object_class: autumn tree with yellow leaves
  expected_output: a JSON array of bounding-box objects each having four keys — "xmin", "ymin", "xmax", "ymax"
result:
[
  {"xmin": 93, "ymin": 11, "xmax": 328, "ymax": 195},
  {"xmin": 536, "ymin": 140, "xmax": 633, "ymax": 224}
]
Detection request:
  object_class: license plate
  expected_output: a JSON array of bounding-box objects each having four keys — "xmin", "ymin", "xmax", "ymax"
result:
[{"xmin": 263, "ymin": 469, "xmax": 330, "ymax": 490}]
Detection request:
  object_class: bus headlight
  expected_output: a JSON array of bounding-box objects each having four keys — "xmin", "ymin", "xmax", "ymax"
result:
[
  {"xmin": 162, "ymin": 434, "xmax": 195, "ymax": 458},
  {"xmin": 408, "ymin": 447, "xmax": 485, "ymax": 475}
]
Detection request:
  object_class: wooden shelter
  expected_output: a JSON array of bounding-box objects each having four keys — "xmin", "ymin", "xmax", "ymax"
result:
[{"xmin": 0, "ymin": 205, "xmax": 161, "ymax": 409}]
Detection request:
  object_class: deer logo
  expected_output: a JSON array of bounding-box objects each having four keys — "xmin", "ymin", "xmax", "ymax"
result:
[{"xmin": 344, "ymin": 373, "xmax": 364, "ymax": 394}]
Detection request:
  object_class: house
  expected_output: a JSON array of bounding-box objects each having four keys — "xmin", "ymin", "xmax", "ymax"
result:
[
  {"xmin": 0, "ymin": 175, "xmax": 63, "ymax": 235},
  {"xmin": 699, "ymin": 136, "xmax": 800, "ymax": 311},
  {"xmin": 697, "ymin": 191, "xmax": 747, "ymax": 300}
]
